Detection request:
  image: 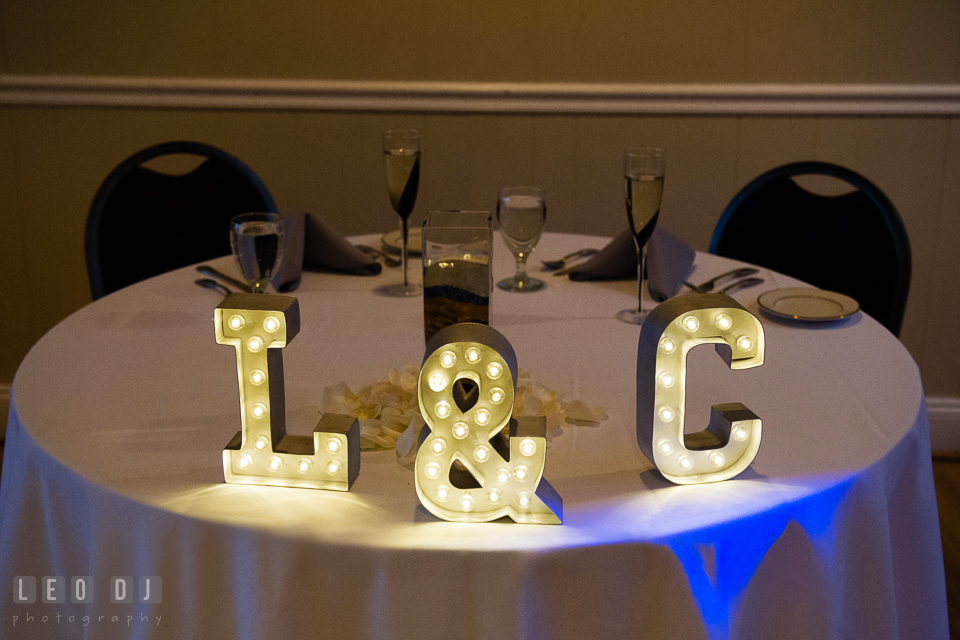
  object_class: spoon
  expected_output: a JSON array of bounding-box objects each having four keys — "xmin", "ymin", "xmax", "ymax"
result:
[
  {"xmin": 541, "ymin": 248, "xmax": 600, "ymax": 271},
  {"xmin": 195, "ymin": 278, "xmax": 232, "ymax": 296},
  {"xmin": 716, "ymin": 276, "xmax": 765, "ymax": 295},
  {"xmin": 683, "ymin": 267, "xmax": 759, "ymax": 294}
]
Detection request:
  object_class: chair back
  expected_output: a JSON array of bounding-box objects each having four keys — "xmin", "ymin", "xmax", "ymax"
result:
[
  {"xmin": 85, "ymin": 141, "xmax": 276, "ymax": 300},
  {"xmin": 709, "ymin": 161, "xmax": 911, "ymax": 336}
]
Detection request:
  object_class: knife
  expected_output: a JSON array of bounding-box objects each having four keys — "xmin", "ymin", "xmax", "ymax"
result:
[{"xmin": 196, "ymin": 265, "xmax": 254, "ymax": 293}]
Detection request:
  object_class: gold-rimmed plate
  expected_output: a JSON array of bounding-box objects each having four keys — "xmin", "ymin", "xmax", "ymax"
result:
[{"xmin": 758, "ymin": 287, "xmax": 860, "ymax": 322}]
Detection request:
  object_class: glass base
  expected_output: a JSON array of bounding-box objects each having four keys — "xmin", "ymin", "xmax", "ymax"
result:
[
  {"xmin": 497, "ymin": 277, "xmax": 545, "ymax": 293},
  {"xmin": 616, "ymin": 307, "xmax": 649, "ymax": 325},
  {"xmin": 377, "ymin": 282, "xmax": 423, "ymax": 297}
]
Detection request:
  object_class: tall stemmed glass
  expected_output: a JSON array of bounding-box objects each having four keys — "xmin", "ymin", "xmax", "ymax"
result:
[
  {"xmin": 230, "ymin": 212, "xmax": 284, "ymax": 293},
  {"xmin": 617, "ymin": 147, "xmax": 665, "ymax": 324},
  {"xmin": 496, "ymin": 186, "xmax": 546, "ymax": 292},
  {"xmin": 382, "ymin": 129, "xmax": 422, "ymax": 297}
]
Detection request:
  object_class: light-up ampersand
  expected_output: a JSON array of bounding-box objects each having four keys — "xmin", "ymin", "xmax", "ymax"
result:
[
  {"xmin": 415, "ymin": 323, "xmax": 562, "ymax": 524},
  {"xmin": 637, "ymin": 293, "xmax": 764, "ymax": 484},
  {"xmin": 215, "ymin": 293, "xmax": 359, "ymax": 490}
]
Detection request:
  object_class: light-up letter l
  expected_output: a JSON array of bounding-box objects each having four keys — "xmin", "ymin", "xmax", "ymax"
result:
[
  {"xmin": 416, "ymin": 323, "xmax": 562, "ymax": 524},
  {"xmin": 637, "ymin": 293, "xmax": 764, "ymax": 484},
  {"xmin": 215, "ymin": 293, "xmax": 359, "ymax": 490}
]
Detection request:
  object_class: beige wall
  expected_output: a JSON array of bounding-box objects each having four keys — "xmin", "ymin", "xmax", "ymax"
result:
[
  {"xmin": 2, "ymin": 1, "xmax": 959, "ymax": 400},
  {"xmin": 3, "ymin": 1, "xmax": 959, "ymax": 83}
]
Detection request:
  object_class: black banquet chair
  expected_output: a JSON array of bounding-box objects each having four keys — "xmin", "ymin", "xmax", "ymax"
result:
[
  {"xmin": 85, "ymin": 141, "xmax": 277, "ymax": 300},
  {"xmin": 709, "ymin": 161, "xmax": 911, "ymax": 337}
]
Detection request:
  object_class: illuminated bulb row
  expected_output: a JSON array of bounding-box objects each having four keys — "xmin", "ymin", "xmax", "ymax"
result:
[
  {"xmin": 255, "ymin": 433, "xmax": 337, "ymax": 455},
  {"xmin": 432, "ymin": 403, "xmax": 492, "ymax": 426},
  {"xmin": 429, "ymin": 374, "xmax": 505, "ymax": 407},
  {"xmin": 681, "ymin": 313, "xmax": 736, "ymax": 333},
  {"xmin": 659, "ymin": 442, "xmax": 726, "ymax": 466},
  {"xmin": 237, "ymin": 454, "xmax": 340, "ymax": 475},
  {"xmin": 656, "ymin": 441, "xmax": 734, "ymax": 469},
  {"xmin": 228, "ymin": 314, "xmax": 281, "ymax": 334},
  {"xmin": 436, "ymin": 350, "xmax": 503, "ymax": 378},
  {"xmin": 431, "ymin": 487, "xmax": 531, "ymax": 509}
]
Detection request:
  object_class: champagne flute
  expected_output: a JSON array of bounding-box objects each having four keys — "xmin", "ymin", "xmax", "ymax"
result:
[
  {"xmin": 496, "ymin": 186, "xmax": 546, "ymax": 292},
  {"xmin": 381, "ymin": 129, "xmax": 422, "ymax": 297},
  {"xmin": 230, "ymin": 213, "xmax": 284, "ymax": 293},
  {"xmin": 617, "ymin": 147, "xmax": 665, "ymax": 324}
]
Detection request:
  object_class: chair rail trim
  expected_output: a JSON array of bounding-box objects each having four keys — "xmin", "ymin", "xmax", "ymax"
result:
[{"xmin": 2, "ymin": 75, "xmax": 960, "ymax": 116}]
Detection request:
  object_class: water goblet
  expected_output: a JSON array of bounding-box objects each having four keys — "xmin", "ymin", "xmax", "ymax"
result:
[
  {"xmin": 381, "ymin": 129, "xmax": 422, "ymax": 297},
  {"xmin": 617, "ymin": 147, "xmax": 665, "ymax": 324},
  {"xmin": 496, "ymin": 186, "xmax": 546, "ymax": 292},
  {"xmin": 229, "ymin": 212, "xmax": 284, "ymax": 294}
]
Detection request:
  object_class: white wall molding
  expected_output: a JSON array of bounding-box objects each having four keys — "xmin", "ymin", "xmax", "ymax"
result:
[
  {"xmin": 2, "ymin": 75, "xmax": 960, "ymax": 116},
  {"xmin": 929, "ymin": 397, "xmax": 960, "ymax": 452}
]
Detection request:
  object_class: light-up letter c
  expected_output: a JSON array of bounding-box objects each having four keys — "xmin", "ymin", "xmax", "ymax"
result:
[
  {"xmin": 215, "ymin": 293, "xmax": 360, "ymax": 491},
  {"xmin": 637, "ymin": 293, "xmax": 764, "ymax": 484}
]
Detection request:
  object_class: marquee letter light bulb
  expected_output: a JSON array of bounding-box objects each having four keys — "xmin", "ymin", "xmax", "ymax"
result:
[
  {"xmin": 415, "ymin": 323, "xmax": 562, "ymax": 524},
  {"xmin": 637, "ymin": 293, "xmax": 764, "ymax": 484},
  {"xmin": 215, "ymin": 293, "xmax": 360, "ymax": 490}
]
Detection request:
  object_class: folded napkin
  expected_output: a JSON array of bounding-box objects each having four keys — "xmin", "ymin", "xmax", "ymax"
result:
[
  {"xmin": 568, "ymin": 227, "xmax": 695, "ymax": 300},
  {"xmin": 273, "ymin": 213, "xmax": 382, "ymax": 292}
]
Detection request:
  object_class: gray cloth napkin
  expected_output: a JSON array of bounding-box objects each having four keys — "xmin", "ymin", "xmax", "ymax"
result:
[
  {"xmin": 273, "ymin": 213, "xmax": 382, "ymax": 292},
  {"xmin": 568, "ymin": 227, "xmax": 695, "ymax": 300}
]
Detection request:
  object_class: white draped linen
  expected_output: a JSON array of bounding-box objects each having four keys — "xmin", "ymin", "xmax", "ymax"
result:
[{"xmin": 0, "ymin": 233, "xmax": 947, "ymax": 639}]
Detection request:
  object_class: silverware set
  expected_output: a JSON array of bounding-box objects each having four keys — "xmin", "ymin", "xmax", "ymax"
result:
[
  {"xmin": 195, "ymin": 265, "xmax": 253, "ymax": 295},
  {"xmin": 198, "ymin": 253, "xmax": 765, "ymax": 298},
  {"xmin": 682, "ymin": 268, "xmax": 762, "ymax": 295},
  {"xmin": 357, "ymin": 244, "xmax": 402, "ymax": 267},
  {"xmin": 540, "ymin": 248, "xmax": 600, "ymax": 276}
]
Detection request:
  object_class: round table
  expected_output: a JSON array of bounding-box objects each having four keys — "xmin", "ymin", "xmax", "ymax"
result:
[{"xmin": 0, "ymin": 232, "xmax": 947, "ymax": 640}]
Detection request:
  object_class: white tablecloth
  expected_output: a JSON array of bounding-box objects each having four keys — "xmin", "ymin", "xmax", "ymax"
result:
[{"xmin": 0, "ymin": 233, "xmax": 947, "ymax": 639}]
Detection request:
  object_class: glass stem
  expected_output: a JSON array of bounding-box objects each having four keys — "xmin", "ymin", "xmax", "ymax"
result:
[
  {"xmin": 514, "ymin": 252, "xmax": 529, "ymax": 285},
  {"xmin": 400, "ymin": 217, "xmax": 409, "ymax": 288},
  {"xmin": 635, "ymin": 237, "xmax": 647, "ymax": 310}
]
